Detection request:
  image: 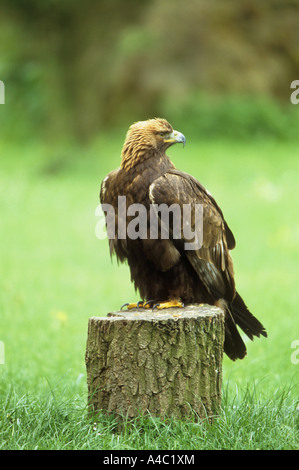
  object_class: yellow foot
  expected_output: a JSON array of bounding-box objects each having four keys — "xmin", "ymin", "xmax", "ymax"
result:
[
  {"xmin": 120, "ymin": 300, "xmax": 154, "ymax": 310},
  {"xmin": 153, "ymin": 299, "xmax": 184, "ymax": 310}
]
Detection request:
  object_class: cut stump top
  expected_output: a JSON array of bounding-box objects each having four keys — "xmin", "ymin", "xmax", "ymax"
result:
[{"xmin": 91, "ymin": 303, "xmax": 224, "ymax": 322}]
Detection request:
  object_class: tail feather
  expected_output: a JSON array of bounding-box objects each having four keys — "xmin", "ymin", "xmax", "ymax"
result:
[
  {"xmin": 224, "ymin": 314, "xmax": 247, "ymax": 361},
  {"xmin": 232, "ymin": 292, "xmax": 267, "ymax": 340},
  {"xmin": 222, "ymin": 292, "xmax": 267, "ymax": 361}
]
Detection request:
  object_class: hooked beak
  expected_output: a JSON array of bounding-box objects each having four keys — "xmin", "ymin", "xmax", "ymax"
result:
[{"xmin": 164, "ymin": 130, "xmax": 186, "ymax": 147}]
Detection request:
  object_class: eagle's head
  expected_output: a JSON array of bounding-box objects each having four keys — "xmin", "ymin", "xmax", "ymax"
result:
[{"xmin": 121, "ymin": 118, "xmax": 186, "ymax": 170}]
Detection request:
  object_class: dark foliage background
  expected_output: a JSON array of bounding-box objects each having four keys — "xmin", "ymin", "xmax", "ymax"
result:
[{"xmin": 1, "ymin": 0, "xmax": 299, "ymax": 142}]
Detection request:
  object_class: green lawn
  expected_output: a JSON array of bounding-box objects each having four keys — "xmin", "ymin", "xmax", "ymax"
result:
[{"xmin": 0, "ymin": 136, "xmax": 298, "ymax": 449}]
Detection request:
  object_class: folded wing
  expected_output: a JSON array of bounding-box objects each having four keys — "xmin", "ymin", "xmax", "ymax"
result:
[{"xmin": 149, "ymin": 169, "xmax": 236, "ymax": 302}]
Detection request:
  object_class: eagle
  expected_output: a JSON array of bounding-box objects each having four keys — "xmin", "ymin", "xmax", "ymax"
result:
[{"xmin": 100, "ymin": 118, "xmax": 267, "ymax": 360}]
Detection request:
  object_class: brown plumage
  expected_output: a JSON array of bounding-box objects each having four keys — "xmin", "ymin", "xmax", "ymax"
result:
[{"xmin": 100, "ymin": 118, "xmax": 267, "ymax": 360}]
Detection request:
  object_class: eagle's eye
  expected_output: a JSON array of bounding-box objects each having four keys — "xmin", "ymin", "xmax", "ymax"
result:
[{"xmin": 158, "ymin": 131, "xmax": 168, "ymax": 137}]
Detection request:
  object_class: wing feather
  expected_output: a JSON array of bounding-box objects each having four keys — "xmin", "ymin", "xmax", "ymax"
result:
[
  {"xmin": 100, "ymin": 169, "xmax": 128, "ymax": 262},
  {"xmin": 149, "ymin": 170, "xmax": 235, "ymax": 300}
]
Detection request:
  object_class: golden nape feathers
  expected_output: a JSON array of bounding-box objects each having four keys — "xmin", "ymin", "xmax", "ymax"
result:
[{"xmin": 120, "ymin": 118, "xmax": 183, "ymax": 171}]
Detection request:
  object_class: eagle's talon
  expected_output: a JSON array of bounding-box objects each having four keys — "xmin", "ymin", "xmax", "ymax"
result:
[
  {"xmin": 120, "ymin": 300, "xmax": 150, "ymax": 310},
  {"xmin": 143, "ymin": 299, "xmax": 156, "ymax": 309},
  {"xmin": 120, "ymin": 302, "xmax": 139, "ymax": 310},
  {"xmin": 121, "ymin": 302, "xmax": 130, "ymax": 310}
]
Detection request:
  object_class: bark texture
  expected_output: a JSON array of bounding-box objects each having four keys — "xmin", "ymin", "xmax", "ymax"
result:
[{"xmin": 85, "ymin": 304, "xmax": 224, "ymax": 421}]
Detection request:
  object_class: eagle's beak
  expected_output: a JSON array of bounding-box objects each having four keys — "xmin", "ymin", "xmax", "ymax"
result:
[{"xmin": 164, "ymin": 130, "xmax": 186, "ymax": 147}]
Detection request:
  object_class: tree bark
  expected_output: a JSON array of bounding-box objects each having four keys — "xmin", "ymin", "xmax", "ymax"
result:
[{"xmin": 85, "ymin": 304, "xmax": 224, "ymax": 421}]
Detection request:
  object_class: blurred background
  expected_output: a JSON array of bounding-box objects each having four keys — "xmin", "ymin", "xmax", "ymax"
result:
[
  {"xmin": 1, "ymin": 0, "xmax": 299, "ymax": 142},
  {"xmin": 0, "ymin": 0, "xmax": 299, "ymax": 413}
]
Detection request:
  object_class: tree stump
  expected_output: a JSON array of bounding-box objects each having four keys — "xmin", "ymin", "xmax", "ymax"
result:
[{"xmin": 85, "ymin": 304, "xmax": 224, "ymax": 421}]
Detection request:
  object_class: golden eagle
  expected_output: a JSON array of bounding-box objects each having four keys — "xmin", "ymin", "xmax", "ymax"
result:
[{"xmin": 100, "ymin": 118, "xmax": 266, "ymax": 360}]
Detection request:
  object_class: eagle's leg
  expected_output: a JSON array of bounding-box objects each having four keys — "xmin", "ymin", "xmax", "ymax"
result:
[
  {"xmin": 120, "ymin": 300, "xmax": 155, "ymax": 310},
  {"xmin": 120, "ymin": 299, "xmax": 184, "ymax": 310},
  {"xmin": 153, "ymin": 299, "xmax": 184, "ymax": 310}
]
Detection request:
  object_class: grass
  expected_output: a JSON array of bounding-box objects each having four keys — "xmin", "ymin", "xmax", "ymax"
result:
[
  {"xmin": 0, "ymin": 382, "xmax": 297, "ymax": 450},
  {"xmin": 0, "ymin": 134, "xmax": 298, "ymax": 449}
]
